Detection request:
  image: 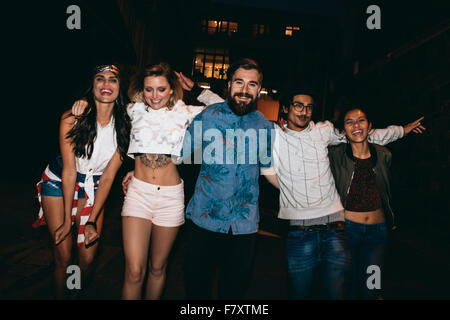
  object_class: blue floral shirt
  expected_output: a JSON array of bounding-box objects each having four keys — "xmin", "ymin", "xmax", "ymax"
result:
[{"xmin": 181, "ymin": 100, "xmax": 274, "ymax": 234}]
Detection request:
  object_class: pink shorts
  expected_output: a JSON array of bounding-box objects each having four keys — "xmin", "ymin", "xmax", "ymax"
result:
[{"xmin": 121, "ymin": 176, "xmax": 185, "ymax": 227}]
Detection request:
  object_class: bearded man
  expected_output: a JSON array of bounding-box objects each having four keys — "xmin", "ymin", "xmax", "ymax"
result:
[{"xmin": 182, "ymin": 58, "xmax": 278, "ymax": 299}]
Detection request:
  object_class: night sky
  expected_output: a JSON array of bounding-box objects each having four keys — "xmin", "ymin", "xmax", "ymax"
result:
[{"xmin": 212, "ymin": 0, "xmax": 340, "ymax": 16}]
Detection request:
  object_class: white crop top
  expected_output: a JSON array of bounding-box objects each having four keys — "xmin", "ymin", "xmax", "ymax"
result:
[{"xmin": 127, "ymin": 89, "xmax": 223, "ymax": 157}]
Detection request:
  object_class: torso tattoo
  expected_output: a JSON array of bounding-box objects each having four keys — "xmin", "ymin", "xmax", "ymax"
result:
[{"xmin": 138, "ymin": 153, "xmax": 172, "ymax": 170}]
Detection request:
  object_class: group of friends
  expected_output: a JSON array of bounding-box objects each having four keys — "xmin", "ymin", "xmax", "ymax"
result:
[{"xmin": 34, "ymin": 58, "xmax": 425, "ymax": 300}]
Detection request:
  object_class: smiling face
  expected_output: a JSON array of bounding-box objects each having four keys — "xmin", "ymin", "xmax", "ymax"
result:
[
  {"xmin": 143, "ymin": 75, "xmax": 174, "ymax": 110},
  {"xmin": 343, "ymin": 109, "xmax": 372, "ymax": 143},
  {"xmin": 92, "ymin": 71, "xmax": 120, "ymax": 104},
  {"xmin": 227, "ymin": 67, "xmax": 261, "ymax": 116},
  {"xmin": 286, "ymin": 94, "xmax": 314, "ymax": 131}
]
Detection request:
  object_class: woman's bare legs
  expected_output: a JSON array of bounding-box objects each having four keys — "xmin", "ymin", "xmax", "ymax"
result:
[
  {"xmin": 122, "ymin": 216, "xmax": 152, "ymax": 299},
  {"xmin": 145, "ymin": 225, "xmax": 179, "ymax": 300},
  {"xmin": 41, "ymin": 196, "xmax": 73, "ymax": 299},
  {"xmin": 76, "ymin": 203, "xmax": 104, "ymax": 296}
]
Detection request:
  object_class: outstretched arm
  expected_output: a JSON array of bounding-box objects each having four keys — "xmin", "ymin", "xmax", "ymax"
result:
[
  {"xmin": 403, "ymin": 116, "xmax": 426, "ymax": 135},
  {"xmin": 175, "ymin": 71, "xmax": 224, "ymax": 106},
  {"xmin": 368, "ymin": 116, "xmax": 426, "ymax": 145},
  {"xmin": 328, "ymin": 116, "xmax": 426, "ymax": 146}
]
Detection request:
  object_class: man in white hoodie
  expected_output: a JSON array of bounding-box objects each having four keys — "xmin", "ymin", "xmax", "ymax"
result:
[{"xmin": 265, "ymin": 88, "xmax": 423, "ymax": 299}]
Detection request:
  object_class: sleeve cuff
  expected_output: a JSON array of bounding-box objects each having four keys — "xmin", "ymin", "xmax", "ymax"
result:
[
  {"xmin": 190, "ymin": 84, "xmax": 203, "ymax": 98},
  {"xmin": 260, "ymin": 167, "xmax": 276, "ymax": 175}
]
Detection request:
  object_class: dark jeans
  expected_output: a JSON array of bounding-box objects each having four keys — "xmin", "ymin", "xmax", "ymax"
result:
[
  {"xmin": 183, "ymin": 221, "xmax": 257, "ymax": 300},
  {"xmin": 345, "ymin": 219, "xmax": 387, "ymax": 300},
  {"xmin": 286, "ymin": 223, "xmax": 352, "ymax": 299}
]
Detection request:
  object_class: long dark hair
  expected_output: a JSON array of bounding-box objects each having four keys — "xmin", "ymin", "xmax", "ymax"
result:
[{"xmin": 65, "ymin": 67, "xmax": 130, "ymax": 161}]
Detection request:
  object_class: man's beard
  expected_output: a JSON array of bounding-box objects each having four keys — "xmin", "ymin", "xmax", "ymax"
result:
[{"xmin": 228, "ymin": 92, "xmax": 258, "ymax": 116}]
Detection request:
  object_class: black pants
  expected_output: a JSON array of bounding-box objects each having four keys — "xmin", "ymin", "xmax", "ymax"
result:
[{"xmin": 183, "ymin": 221, "xmax": 257, "ymax": 300}]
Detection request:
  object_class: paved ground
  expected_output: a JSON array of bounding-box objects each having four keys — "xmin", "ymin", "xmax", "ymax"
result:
[{"xmin": 1, "ymin": 178, "xmax": 449, "ymax": 300}]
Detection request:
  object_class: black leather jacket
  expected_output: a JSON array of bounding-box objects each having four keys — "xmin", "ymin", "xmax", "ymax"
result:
[{"xmin": 328, "ymin": 143, "xmax": 397, "ymax": 230}]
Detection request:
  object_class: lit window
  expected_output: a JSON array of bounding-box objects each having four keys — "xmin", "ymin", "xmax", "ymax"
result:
[
  {"xmin": 193, "ymin": 48, "xmax": 230, "ymax": 80},
  {"xmin": 202, "ymin": 20, "xmax": 238, "ymax": 36},
  {"xmin": 228, "ymin": 22, "xmax": 238, "ymax": 35},
  {"xmin": 285, "ymin": 26, "xmax": 300, "ymax": 36},
  {"xmin": 252, "ymin": 24, "xmax": 265, "ymax": 36},
  {"xmin": 208, "ymin": 20, "xmax": 218, "ymax": 35}
]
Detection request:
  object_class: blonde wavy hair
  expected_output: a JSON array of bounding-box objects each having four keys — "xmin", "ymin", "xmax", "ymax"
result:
[{"xmin": 128, "ymin": 62, "xmax": 183, "ymax": 110}]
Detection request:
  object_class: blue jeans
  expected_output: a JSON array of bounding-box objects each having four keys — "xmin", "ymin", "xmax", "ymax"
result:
[
  {"xmin": 286, "ymin": 224, "xmax": 352, "ymax": 299},
  {"xmin": 345, "ymin": 219, "xmax": 387, "ymax": 300}
]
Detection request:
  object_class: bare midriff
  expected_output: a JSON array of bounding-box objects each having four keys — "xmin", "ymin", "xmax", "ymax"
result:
[
  {"xmin": 134, "ymin": 153, "xmax": 181, "ymax": 186},
  {"xmin": 345, "ymin": 208, "xmax": 385, "ymax": 225}
]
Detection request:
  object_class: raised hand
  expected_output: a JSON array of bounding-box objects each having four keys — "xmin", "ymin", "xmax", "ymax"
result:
[
  {"xmin": 72, "ymin": 99, "xmax": 89, "ymax": 117},
  {"xmin": 175, "ymin": 71, "xmax": 195, "ymax": 91},
  {"xmin": 404, "ymin": 116, "xmax": 426, "ymax": 135}
]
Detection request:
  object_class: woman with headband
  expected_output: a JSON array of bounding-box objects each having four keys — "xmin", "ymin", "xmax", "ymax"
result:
[
  {"xmin": 72, "ymin": 62, "xmax": 223, "ymax": 299},
  {"xmin": 33, "ymin": 64, "xmax": 130, "ymax": 299}
]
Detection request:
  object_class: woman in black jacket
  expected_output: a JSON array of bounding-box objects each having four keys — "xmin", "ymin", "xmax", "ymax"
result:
[{"xmin": 328, "ymin": 107, "xmax": 424, "ymax": 299}]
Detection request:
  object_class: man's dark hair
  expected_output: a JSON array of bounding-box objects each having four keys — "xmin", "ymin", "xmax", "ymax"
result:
[
  {"xmin": 227, "ymin": 58, "xmax": 263, "ymax": 83},
  {"xmin": 286, "ymin": 86, "xmax": 315, "ymax": 104}
]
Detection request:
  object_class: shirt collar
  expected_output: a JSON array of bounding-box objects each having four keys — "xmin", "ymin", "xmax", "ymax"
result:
[
  {"xmin": 98, "ymin": 116, "xmax": 114, "ymax": 129},
  {"xmin": 284, "ymin": 121, "xmax": 312, "ymax": 135}
]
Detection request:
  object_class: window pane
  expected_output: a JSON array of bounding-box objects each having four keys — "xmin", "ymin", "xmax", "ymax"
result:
[
  {"xmin": 194, "ymin": 54, "xmax": 204, "ymax": 74},
  {"xmin": 221, "ymin": 21, "xmax": 228, "ymax": 33},
  {"xmin": 285, "ymin": 26, "xmax": 293, "ymax": 36},
  {"xmin": 201, "ymin": 19, "xmax": 206, "ymax": 33},
  {"xmin": 252, "ymin": 24, "xmax": 258, "ymax": 36},
  {"xmin": 222, "ymin": 62, "xmax": 229, "ymax": 80},
  {"xmin": 213, "ymin": 56, "xmax": 224, "ymax": 79},
  {"xmin": 208, "ymin": 20, "xmax": 217, "ymax": 34},
  {"xmin": 229, "ymin": 22, "xmax": 238, "ymax": 35},
  {"xmin": 204, "ymin": 55, "xmax": 214, "ymax": 78}
]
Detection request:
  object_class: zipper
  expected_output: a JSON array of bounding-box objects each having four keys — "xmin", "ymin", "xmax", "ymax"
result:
[
  {"xmin": 385, "ymin": 194, "xmax": 397, "ymax": 231},
  {"xmin": 344, "ymin": 169, "xmax": 355, "ymax": 208}
]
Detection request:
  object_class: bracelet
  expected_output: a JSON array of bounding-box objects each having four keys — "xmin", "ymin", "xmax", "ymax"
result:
[{"xmin": 85, "ymin": 221, "xmax": 97, "ymax": 230}]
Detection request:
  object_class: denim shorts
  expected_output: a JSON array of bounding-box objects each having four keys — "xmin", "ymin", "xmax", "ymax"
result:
[{"xmin": 39, "ymin": 156, "xmax": 99, "ymax": 198}]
